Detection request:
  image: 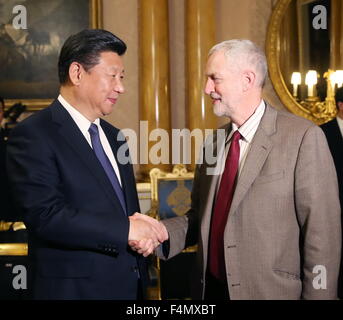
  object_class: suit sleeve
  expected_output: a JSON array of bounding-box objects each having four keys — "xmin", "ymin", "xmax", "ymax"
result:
[
  {"xmin": 156, "ymin": 155, "xmax": 203, "ymax": 260},
  {"xmin": 295, "ymin": 125, "xmax": 341, "ymax": 299},
  {"xmin": 6, "ymin": 122, "xmax": 130, "ymax": 255}
]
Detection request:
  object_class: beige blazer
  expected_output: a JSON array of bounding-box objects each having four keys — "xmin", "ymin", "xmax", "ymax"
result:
[{"xmin": 160, "ymin": 104, "xmax": 341, "ymax": 300}]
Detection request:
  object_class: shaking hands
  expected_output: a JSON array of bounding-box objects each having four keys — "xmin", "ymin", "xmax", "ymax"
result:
[{"xmin": 128, "ymin": 213, "xmax": 168, "ymax": 257}]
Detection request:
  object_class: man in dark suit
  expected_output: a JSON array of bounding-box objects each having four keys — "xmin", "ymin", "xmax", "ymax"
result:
[
  {"xmin": 0, "ymin": 97, "xmax": 5, "ymax": 145},
  {"xmin": 0, "ymin": 96, "xmax": 9, "ymax": 219},
  {"xmin": 321, "ymin": 87, "xmax": 343, "ymax": 298},
  {"xmin": 0, "ymin": 97, "xmax": 4, "ymax": 127},
  {"xmin": 0, "ymin": 96, "xmax": 5, "ymax": 148},
  {"xmin": 6, "ymin": 29, "xmax": 167, "ymax": 300},
  {"xmin": 0, "ymin": 97, "xmax": 22, "ymax": 222}
]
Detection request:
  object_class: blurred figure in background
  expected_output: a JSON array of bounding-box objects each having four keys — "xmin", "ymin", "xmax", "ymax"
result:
[{"xmin": 321, "ymin": 87, "xmax": 343, "ymax": 298}]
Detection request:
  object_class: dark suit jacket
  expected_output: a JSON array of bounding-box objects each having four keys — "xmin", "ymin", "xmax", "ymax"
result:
[
  {"xmin": 0, "ymin": 128, "xmax": 19, "ymax": 221},
  {"xmin": 320, "ymin": 119, "xmax": 343, "ymax": 207},
  {"xmin": 321, "ymin": 118, "xmax": 343, "ymax": 297},
  {"xmin": 0, "ymin": 128, "xmax": 7, "ymax": 218},
  {"xmin": 6, "ymin": 100, "xmax": 147, "ymax": 300}
]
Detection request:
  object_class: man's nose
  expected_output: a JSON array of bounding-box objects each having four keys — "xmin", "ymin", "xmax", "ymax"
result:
[
  {"xmin": 114, "ymin": 79, "xmax": 125, "ymax": 94},
  {"xmin": 204, "ymin": 78, "xmax": 214, "ymax": 95}
]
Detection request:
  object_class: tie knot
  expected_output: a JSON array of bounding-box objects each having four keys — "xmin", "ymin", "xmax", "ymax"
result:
[
  {"xmin": 89, "ymin": 123, "xmax": 99, "ymax": 136},
  {"xmin": 232, "ymin": 130, "xmax": 241, "ymax": 142}
]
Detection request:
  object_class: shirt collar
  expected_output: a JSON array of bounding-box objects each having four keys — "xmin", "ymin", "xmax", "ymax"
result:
[
  {"xmin": 336, "ymin": 116, "xmax": 343, "ymax": 136},
  {"xmin": 226, "ymin": 100, "xmax": 266, "ymax": 143},
  {"xmin": 58, "ymin": 94, "xmax": 100, "ymax": 133}
]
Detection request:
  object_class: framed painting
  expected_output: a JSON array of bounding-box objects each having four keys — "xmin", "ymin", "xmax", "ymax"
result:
[{"xmin": 0, "ymin": 0, "xmax": 102, "ymax": 111}]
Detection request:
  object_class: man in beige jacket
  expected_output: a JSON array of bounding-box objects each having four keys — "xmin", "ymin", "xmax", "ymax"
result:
[{"xmin": 132, "ymin": 39, "xmax": 341, "ymax": 300}]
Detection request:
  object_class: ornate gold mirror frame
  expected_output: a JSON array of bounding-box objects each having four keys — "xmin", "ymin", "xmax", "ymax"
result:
[{"xmin": 266, "ymin": 0, "xmax": 336, "ymax": 125}]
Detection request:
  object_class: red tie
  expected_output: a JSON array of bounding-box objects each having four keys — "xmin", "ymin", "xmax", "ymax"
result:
[{"xmin": 209, "ymin": 130, "xmax": 241, "ymax": 281}]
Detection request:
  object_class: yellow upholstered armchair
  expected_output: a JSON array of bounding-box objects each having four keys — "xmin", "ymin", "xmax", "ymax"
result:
[{"xmin": 147, "ymin": 164, "xmax": 197, "ymax": 300}]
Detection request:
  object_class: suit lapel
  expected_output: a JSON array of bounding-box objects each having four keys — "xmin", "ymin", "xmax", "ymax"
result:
[
  {"xmin": 50, "ymin": 101, "xmax": 125, "ymax": 214},
  {"xmin": 228, "ymin": 104, "xmax": 276, "ymax": 217}
]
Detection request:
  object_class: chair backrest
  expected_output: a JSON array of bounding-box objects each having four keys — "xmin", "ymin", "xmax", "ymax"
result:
[
  {"xmin": 149, "ymin": 164, "xmax": 194, "ymax": 221},
  {"xmin": 147, "ymin": 164, "xmax": 196, "ymax": 300}
]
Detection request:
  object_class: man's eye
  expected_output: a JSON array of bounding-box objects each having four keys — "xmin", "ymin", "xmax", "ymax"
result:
[{"xmin": 111, "ymin": 74, "xmax": 124, "ymax": 80}]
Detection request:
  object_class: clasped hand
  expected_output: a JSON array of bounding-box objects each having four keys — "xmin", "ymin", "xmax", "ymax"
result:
[{"xmin": 128, "ymin": 213, "xmax": 168, "ymax": 257}]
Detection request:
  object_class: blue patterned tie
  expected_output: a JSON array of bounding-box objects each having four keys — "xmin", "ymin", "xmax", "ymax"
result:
[{"xmin": 88, "ymin": 123, "xmax": 127, "ymax": 215}]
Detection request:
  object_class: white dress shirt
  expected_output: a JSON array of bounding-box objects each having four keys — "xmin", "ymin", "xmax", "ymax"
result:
[{"xmin": 58, "ymin": 94, "xmax": 122, "ymax": 186}]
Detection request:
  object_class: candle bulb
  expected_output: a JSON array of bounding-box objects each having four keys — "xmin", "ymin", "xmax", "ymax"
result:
[
  {"xmin": 291, "ymin": 72, "xmax": 301, "ymax": 97},
  {"xmin": 335, "ymin": 70, "xmax": 343, "ymax": 88},
  {"xmin": 305, "ymin": 70, "xmax": 317, "ymax": 97},
  {"xmin": 330, "ymin": 71, "xmax": 336, "ymax": 87}
]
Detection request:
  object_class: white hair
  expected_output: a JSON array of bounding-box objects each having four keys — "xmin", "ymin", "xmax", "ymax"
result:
[{"xmin": 209, "ymin": 39, "xmax": 268, "ymax": 88}]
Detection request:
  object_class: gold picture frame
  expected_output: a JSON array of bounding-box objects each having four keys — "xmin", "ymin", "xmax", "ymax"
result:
[{"xmin": 0, "ymin": 0, "xmax": 102, "ymax": 112}]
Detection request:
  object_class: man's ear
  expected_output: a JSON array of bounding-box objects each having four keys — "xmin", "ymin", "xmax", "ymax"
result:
[
  {"xmin": 338, "ymin": 101, "xmax": 343, "ymax": 111},
  {"xmin": 242, "ymin": 70, "xmax": 256, "ymax": 92},
  {"xmin": 68, "ymin": 62, "xmax": 83, "ymax": 86}
]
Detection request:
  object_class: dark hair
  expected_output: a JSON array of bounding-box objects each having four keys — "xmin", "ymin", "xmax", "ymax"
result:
[
  {"xmin": 335, "ymin": 87, "xmax": 343, "ymax": 108},
  {"xmin": 58, "ymin": 29, "xmax": 127, "ymax": 84}
]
